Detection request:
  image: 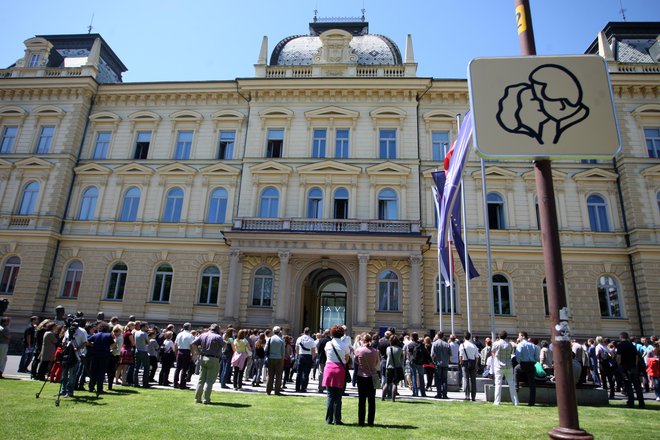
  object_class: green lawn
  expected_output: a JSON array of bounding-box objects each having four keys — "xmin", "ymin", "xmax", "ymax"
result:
[{"xmin": 0, "ymin": 379, "xmax": 656, "ymax": 439}]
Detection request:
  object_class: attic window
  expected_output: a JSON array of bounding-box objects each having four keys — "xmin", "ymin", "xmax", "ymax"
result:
[{"xmin": 28, "ymin": 54, "xmax": 41, "ymax": 68}]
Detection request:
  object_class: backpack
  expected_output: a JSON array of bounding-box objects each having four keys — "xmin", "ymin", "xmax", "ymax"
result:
[
  {"xmin": 412, "ymin": 342, "xmax": 426, "ymax": 365},
  {"xmin": 60, "ymin": 342, "xmax": 78, "ymax": 368}
]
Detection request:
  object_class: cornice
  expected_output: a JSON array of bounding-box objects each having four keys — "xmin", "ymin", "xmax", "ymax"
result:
[
  {"xmin": 611, "ymin": 83, "xmax": 660, "ymax": 101},
  {"xmin": 0, "ymin": 85, "xmax": 95, "ymax": 102},
  {"xmin": 94, "ymin": 89, "xmax": 245, "ymax": 107}
]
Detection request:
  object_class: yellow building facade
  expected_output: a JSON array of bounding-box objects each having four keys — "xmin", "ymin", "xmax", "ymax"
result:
[{"xmin": 0, "ymin": 21, "xmax": 658, "ymax": 338}]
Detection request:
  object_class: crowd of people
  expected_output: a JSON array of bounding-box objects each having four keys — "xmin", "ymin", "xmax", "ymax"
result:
[{"xmin": 1, "ymin": 312, "xmax": 658, "ymax": 424}]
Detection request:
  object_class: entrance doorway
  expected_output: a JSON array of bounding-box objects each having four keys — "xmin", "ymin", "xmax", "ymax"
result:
[{"xmin": 301, "ymin": 268, "xmax": 347, "ymax": 333}]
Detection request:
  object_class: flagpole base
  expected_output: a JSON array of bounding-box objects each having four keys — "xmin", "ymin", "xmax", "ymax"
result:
[{"xmin": 548, "ymin": 427, "xmax": 593, "ymax": 440}]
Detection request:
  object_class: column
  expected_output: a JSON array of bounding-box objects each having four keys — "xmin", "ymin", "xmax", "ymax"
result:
[
  {"xmin": 409, "ymin": 254, "xmax": 423, "ymax": 328},
  {"xmin": 224, "ymin": 249, "xmax": 241, "ymax": 320},
  {"xmin": 357, "ymin": 253, "xmax": 369, "ymax": 325},
  {"xmin": 275, "ymin": 250, "xmax": 290, "ymax": 321}
]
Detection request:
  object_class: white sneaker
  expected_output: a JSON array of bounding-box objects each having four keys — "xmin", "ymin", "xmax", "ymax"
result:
[{"xmin": 655, "ymin": 397, "xmax": 660, "ymax": 401}]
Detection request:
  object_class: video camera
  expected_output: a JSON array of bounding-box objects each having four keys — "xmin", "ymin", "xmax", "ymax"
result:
[{"xmin": 64, "ymin": 311, "xmax": 86, "ymax": 333}]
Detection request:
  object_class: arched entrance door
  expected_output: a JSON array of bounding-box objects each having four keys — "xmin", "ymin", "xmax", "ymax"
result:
[{"xmin": 300, "ymin": 268, "xmax": 347, "ymax": 333}]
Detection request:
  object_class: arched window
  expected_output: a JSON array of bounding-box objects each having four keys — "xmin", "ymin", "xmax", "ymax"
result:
[
  {"xmin": 18, "ymin": 181, "xmax": 40, "ymax": 215},
  {"xmin": 119, "ymin": 187, "xmax": 141, "ymax": 222},
  {"xmin": 207, "ymin": 188, "xmax": 228, "ymax": 224},
  {"xmin": 259, "ymin": 187, "xmax": 279, "ymax": 218},
  {"xmin": 492, "ymin": 274, "xmax": 511, "ymax": 315},
  {"xmin": 106, "ymin": 262, "xmax": 128, "ymax": 300},
  {"xmin": 307, "ymin": 187, "xmax": 323, "ymax": 218},
  {"xmin": 162, "ymin": 187, "xmax": 184, "ymax": 223},
  {"xmin": 78, "ymin": 187, "xmax": 98, "ymax": 220},
  {"xmin": 198, "ymin": 266, "xmax": 220, "ymax": 305},
  {"xmin": 0, "ymin": 256, "xmax": 20, "ymax": 294},
  {"xmin": 152, "ymin": 263, "xmax": 173, "ymax": 302},
  {"xmin": 251, "ymin": 266, "xmax": 273, "ymax": 307},
  {"xmin": 542, "ymin": 278, "xmax": 549, "ymax": 316},
  {"xmin": 333, "ymin": 187, "xmax": 349, "ymax": 219},
  {"xmin": 598, "ymin": 275, "xmax": 622, "ymax": 318},
  {"xmin": 62, "ymin": 260, "xmax": 83, "ymax": 298},
  {"xmin": 587, "ymin": 194, "xmax": 610, "ymax": 232},
  {"xmin": 487, "ymin": 192, "xmax": 506, "ymax": 230},
  {"xmin": 436, "ymin": 275, "xmax": 457, "ymax": 314},
  {"xmin": 378, "ymin": 270, "xmax": 400, "ymax": 311},
  {"xmin": 378, "ymin": 188, "xmax": 398, "ymax": 220}
]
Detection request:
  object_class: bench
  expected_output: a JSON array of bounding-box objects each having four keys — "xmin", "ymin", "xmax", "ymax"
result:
[{"xmin": 484, "ymin": 383, "xmax": 609, "ymax": 406}]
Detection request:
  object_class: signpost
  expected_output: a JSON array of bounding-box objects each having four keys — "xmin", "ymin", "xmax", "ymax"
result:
[{"xmin": 467, "ymin": 1, "xmax": 621, "ymax": 438}]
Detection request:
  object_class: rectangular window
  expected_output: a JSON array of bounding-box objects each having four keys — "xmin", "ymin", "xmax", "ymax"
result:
[
  {"xmin": 379, "ymin": 129, "xmax": 397, "ymax": 159},
  {"xmin": 0, "ymin": 126, "xmax": 17, "ymax": 153},
  {"xmin": 28, "ymin": 54, "xmax": 41, "ymax": 68},
  {"xmin": 335, "ymin": 129, "xmax": 349, "ymax": 158},
  {"xmin": 312, "ymin": 128, "xmax": 327, "ymax": 158},
  {"xmin": 134, "ymin": 131, "xmax": 152, "ymax": 159},
  {"xmin": 218, "ymin": 131, "xmax": 235, "ymax": 159},
  {"xmin": 266, "ymin": 128, "xmax": 284, "ymax": 158},
  {"xmin": 92, "ymin": 131, "xmax": 111, "ymax": 159},
  {"xmin": 644, "ymin": 127, "xmax": 660, "ymax": 158},
  {"xmin": 174, "ymin": 130, "xmax": 193, "ymax": 159},
  {"xmin": 432, "ymin": 131, "xmax": 450, "ymax": 161},
  {"xmin": 35, "ymin": 126, "xmax": 55, "ymax": 154}
]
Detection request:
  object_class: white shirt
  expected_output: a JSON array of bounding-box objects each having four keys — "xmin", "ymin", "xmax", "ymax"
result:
[
  {"xmin": 325, "ymin": 339, "xmax": 348, "ymax": 363},
  {"xmin": 449, "ymin": 341, "xmax": 460, "ymax": 364},
  {"xmin": 459, "ymin": 340, "xmax": 480, "ymax": 362},
  {"xmin": 175, "ymin": 330, "xmax": 194, "ymax": 350},
  {"xmin": 296, "ymin": 334, "xmax": 315, "ymax": 355},
  {"xmin": 64, "ymin": 327, "xmax": 88, "ymax": 356}
]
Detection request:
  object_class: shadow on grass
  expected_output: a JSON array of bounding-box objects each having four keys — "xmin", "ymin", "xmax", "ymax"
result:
[
  {"xmin": 392, "ymin": 400, "xmax": 433, "ymax": 405},
  {"xmin": 203, "ymin": 402, "xmax": 251, "ymax": 408},
  {"xmin": 370, "ymin": 423, "xmax": 418, "ymax": 430},
  {"xmin": 109, "ymin": 388, "xmax": 139, "ymax": 395}
]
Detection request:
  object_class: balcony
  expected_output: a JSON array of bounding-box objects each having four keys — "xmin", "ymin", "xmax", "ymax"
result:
[{"xmin": 232, "ymin": 218, "xmax": 421, "ymax": 234}]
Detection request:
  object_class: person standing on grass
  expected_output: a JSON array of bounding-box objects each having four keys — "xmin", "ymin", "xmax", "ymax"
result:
[
  {"xmin": 18, "ymin": 316, "xmax": 38, "ymax": 373},
  {"xmin": 383, "ymin": 334, "xmax": 404, "ymax": 402},
  {"xmin": 295, "ymin": 327, "xmax": 316, "ymax": 393},
  {"xmin": 158, "ymin": 330, "xmax": 176, "ymax": 385},
  {"xmin": 86, "ymin": 321, "xmax": 116, "ymax": 394},
  {"xmin": 0, "ymin": 317, "xmax": 10, "ymax": 379},
  {"xmin": 355, "ymin": 333, "xmax": 380, "ymax": 427},
  {"xmin": 192, "ymin": 324, "xmax": 225, "ymax": 404},
  {"xmin": 252, "ymin": 332, "xmax": 267, "ymax": 387},
  {"xmin": 646, "ymin": 346, "xmax": 660, "ymax": 402},
  {"xmin": 316, "ymin": 329, "xmax": 331, "ymax": 393},
  {"xmin": 459, "ymin": 331, "xmax": 480, "ymax": 401},
  {"xmin": 617, "ymin": 331, "xmax": 645, "ymax": 409},
  {"xmin": 514, "ymin": 331, "xmax": 538, "ymax": 406},
  {"xmin": 173, "ymin": 322, "xmax": 194, "ymax": 389},
  {"xmin": 431, "ymin": 332, "xmax": 451, "ymax": 399},
  {"xmin": 323, "ymin": 325, "xmax": 349, "ymax": 425},
  {"xmin": 231, "ymin": 329, "xmax": 250, "ymax": 390},
  {"xmin": 266, "ymin": 326, "xmax": 285, "ymax": 396},
  {"xmin": 492, "ymin": 331, "xmax": 518, "ymax": 405},
  {"xmin": 133, "ymin": 322, "xmax": 150, "ymax": 388}
]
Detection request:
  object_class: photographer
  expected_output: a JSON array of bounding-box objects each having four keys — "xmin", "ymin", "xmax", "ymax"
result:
[
  {"xmin": 59, "ymin": 320, "xmax": 82, "ymax": 397},
  {"xmin": 62, "ymin": 314, "xmax": 88, "ymax": 392}
]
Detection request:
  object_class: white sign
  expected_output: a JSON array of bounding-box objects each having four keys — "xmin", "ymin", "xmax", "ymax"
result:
[{"xmin": 468, "ymin": 55, "xmax": 621, "ymax": 160}]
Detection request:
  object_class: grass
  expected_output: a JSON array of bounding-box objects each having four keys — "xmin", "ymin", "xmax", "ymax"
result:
[{"xmin": 0, "ymin": 379, "xmax": 656, "ymax": 440}]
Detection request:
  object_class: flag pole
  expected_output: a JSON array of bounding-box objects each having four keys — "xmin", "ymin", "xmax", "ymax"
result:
[
  {"xmin": 457, "ymin": 114, "xmax": 472, "ymax": 334},
  {"xmin": 480, "ymin": 158, "xmax": 496, "ymax": 342},
  {"xmin": 448, "ymin": 230, "xmax": 455, "ymax": 336},
  {"xmin": 436, "ymin": 171, "xmax": 443, "ymax": 334}
]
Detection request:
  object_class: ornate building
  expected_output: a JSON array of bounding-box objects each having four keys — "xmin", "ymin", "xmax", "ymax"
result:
[{"xmin": 0, "ymin": 19, "xmax": 658, "ymax": 338}]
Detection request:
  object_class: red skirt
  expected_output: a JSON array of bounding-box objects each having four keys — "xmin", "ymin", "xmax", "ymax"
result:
[
  {"xmin": 120, "ymin": 347, "xmax": 133, "ymax": 365},
  {"xmin": 322, "ymin": 362, "xmax": 346, "ymax": 388}
]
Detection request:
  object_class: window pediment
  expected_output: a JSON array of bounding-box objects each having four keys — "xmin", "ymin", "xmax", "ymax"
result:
[
  {"xmin": 305, "ymin": 106, "xmax": 359, "ymax": 121},
  {"xmin": 259, "ymin": 107, "xmax": 294, "ymax": 120},
  {"xmin": 521, "ymin": 168, "xmax": 567, "ymax": 183},
  {"xmin": 115, "ymin": 163, "xmax": 154, "ymax": 176},
  {"xmin": 0, "ymin": 158, "xmax": 13, "ymax": 170},
  {"xmin": 423, "ymin": 110, "xmax": 458, "ymax": 123},
  {"xmin": 74, "ymin": 163, "xmax": 112, "ymax": 176},
  {"xmin": 370, "ymin": 107, "xmax": 406, "ymax": 122},
  {"xmin": 89, "ymin": 111, "xmax": 121, "ymax": 127},
  {"xmin": 250, "ymin": 160, "xmax": 293, "ymax": 175},
  {"xmin": 169, "ymin": 110, "xmax": 203, "ymax": 122},
  {"xmin": 632, "ymin": 104, "xmax": 660, "ymax": 121},
  {"xmin": 157, "ymin": 163, "xmax": 197, "ymax": 176},
  {"xmin": 297, "ymin": 160, "xmax": 361, "ymax": 176},
  {"xmin": 14, "ymin": 157, "xmax": 53, "ymax": 170},
  {"xmin": 0, "ymin": 106, "xmax": 28, "ymax": 122},
  {"xmin": 366, "ymin": 161, "xmax": 410, "ymax": 176},
  {"xmin": 34, "ymin": 105, "xmax": 65, "ymax": 118},
  {"xmin": 128, "ymin": 111, "xmax": 161, "ymax": 129},
  {"xmin": 640, "ymin": 164, "xmax": 660, "ymax": 180},
  {"xmin": 572, "ymin": 169, "xmax": 618, "ymax": 183},
  {"xmin": 471, "ymin": 166, "xmax": 517, "ymax": 182},
  {"xmin": 200, "ymin": 163, "xmax": 241, "ymax": 177}
]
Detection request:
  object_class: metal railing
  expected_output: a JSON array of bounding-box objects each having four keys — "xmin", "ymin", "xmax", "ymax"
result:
[{"xmin": 233, "ymin": 217, "xmax": 420, "ymax": 234}]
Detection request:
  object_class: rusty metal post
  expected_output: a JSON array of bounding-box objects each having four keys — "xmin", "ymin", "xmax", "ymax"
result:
[{"xmin": 514, "ymin": 1, "xmax": 592, "ymax": 439}]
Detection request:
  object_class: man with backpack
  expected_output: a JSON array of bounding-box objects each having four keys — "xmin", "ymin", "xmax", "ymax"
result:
[
  {"xmin": 459, "ymin": 331, "xmax": 480, "ymax": 401},
  {"xmin": 408, "ymin": 332, "xmax": 427, "ymax": 397}
]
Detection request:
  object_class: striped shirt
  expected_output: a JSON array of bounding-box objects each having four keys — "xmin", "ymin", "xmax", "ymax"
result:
[{"xmin": 492, "ymin": 339, "xmax": 514, "ymax": 369}]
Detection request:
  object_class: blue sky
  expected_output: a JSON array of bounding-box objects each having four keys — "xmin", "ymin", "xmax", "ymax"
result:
[{"xmin": 1, "ymin": 0, "xmax": 658, "ymax": 82}]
